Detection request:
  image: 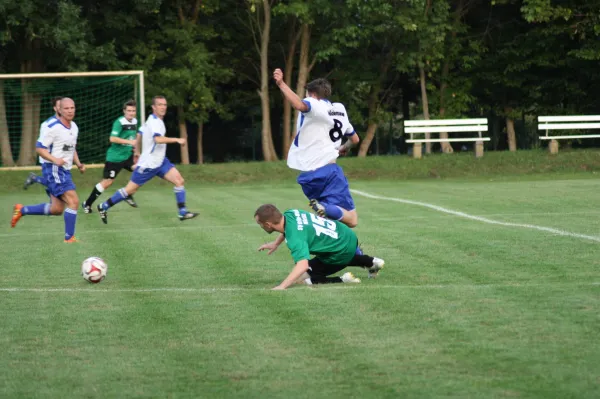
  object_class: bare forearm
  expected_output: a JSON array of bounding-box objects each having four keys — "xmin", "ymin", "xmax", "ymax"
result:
[
  {"xmin": 277, "ymin": 260, "xmax": 310, "ymax": 289},
  {"xmin": 277, "ymin": 82, "xmax": 308, "ymax": 112},
  {"xmin": 110, "ymin": 136, "xmax": 136, "ymax": 145},
  {"xmin": 73, "ymin": 151, "xmax": 82, "ymax": 167},
  {"xmin": 36, "ymin": 148, "xmax": 60, "ymax": 164},
  {"xmin": 154, "ymin": 136, "xmax": 180, "ymax": 144},
  {"xmin": 136, "ymin": 133, "xmax": 142, "ymax": 155},
  {"xmin": 275, "ymin": 234, "xmax": 285, "ymax": 246}
]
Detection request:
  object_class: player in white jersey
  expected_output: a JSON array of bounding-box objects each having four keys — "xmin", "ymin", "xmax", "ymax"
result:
[
  {"xmin": 330, "ymin": 102, "xmax": 360, "ymax": 155},
  {"xmin": 97, "ymin": 95, "xmax": 198, "ymax": 223},
  {"xmin": 23, "ymin": 96, "xmax": 63, "ymax": 190},
  {"xmin": 273, "ymin": 68, "xmax": 360, "ymax": 228},
  {"xmin": 12, "ymin": 98, "xmax": 86, "ymax": 243}
]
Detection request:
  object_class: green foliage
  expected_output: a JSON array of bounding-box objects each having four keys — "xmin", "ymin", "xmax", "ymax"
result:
[{"xmin": 1, "ymin": 0, "xmax": 600, "ymax": 158}]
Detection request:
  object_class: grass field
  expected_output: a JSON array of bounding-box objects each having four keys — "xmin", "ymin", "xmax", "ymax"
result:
[{"xmin": 1, "ymin": 154, "xmax": 599, "ymax": 398}]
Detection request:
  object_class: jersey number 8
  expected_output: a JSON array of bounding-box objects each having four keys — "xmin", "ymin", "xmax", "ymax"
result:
[{"xmin": 329, "ymin": 119, "xmax": 343, "ymax": 143}]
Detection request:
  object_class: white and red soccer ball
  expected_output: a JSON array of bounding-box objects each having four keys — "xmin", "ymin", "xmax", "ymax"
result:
[{"xmin": 81, "ymin": 257, "xmax": 108, "ymax": 283}]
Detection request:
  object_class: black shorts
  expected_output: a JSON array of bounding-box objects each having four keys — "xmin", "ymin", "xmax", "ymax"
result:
[
  {"xmin": 307, "ymin": 258, "xmax": 346, "ymax": 278},
  {"xmin": 103, "ymin": 155, "xmax": 135, "ymax": 179}
]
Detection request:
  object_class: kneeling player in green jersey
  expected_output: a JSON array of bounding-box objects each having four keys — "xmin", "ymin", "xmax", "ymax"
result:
[
  {"xmin": 255, "ymin": 204, "xmax": 384, "ymax": 290},
  {"xmin": 82, "ymin": 100, "xmax": 139, "ymax": 213}
]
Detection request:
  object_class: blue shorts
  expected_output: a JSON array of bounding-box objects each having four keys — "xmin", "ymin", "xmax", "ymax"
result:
[
  {"xmin": 42, "ymin": 163, "xmax": 76, "ymax": 198},
  {"xmin": 131, "ymin": 158, "xmax": 175, "ymax": 186},
  {"xmin": 297, "ymin": 163, "xmax": 355, "ymax": 211}
]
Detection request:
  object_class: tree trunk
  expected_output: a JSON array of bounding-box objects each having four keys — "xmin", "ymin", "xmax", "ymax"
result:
[
  {"xmin": 30, "ymin": 92, "xmax": 41, "ymax": 158},
  {"xmin": 196, "ymin": 123, "xmax": 204, "ymax": 164},
  {"xmin": 177, "ymin": 106, "xmax": 190, "ymax": 165},
  {"xmin": 506, "ymin": 115, "xmax": 517, "ymax": 152},
  {"xmin": 0, "ymin": 81, "xmax": 15, "ymax": 166},
  {"xmin": 282, "ymin": 20, "xmax": 298, "ymax": 159},
  {"xmin": 357, "ymin": 53, "xmax": 392, "ymax": 157},
  {"xmin": 259, "ymin": 0, "xmax": 278, "ymax": 161},
  {"xmin": 293, "ymin": 23, "xmax": 311, "ymax": 140},
  {"xmin": 358, "ymin": 86, "xmax": 381, "ymax": 157},
  {"xmin": 419, "ymin": 65, "xmax": 432, "ymax": 154},
  {"xmin": 438, "ymin": 61, "xmax": 454, "ymax": 154},
  {"xmin": 358, "ymin": 122, "xmax": 379, "ymax": 157},
  {"xmin": 17, "ymin": 40, "xmax": 43, "ymax": 166},
  {"xmin": 18, "ymin": 80, "xmax": 36, "ymax": 166}
]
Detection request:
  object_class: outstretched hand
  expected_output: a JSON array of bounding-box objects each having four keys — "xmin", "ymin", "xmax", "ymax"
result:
[{"xmin": 258, "ymin": 241, "xmax": 279, "ymax": 255}]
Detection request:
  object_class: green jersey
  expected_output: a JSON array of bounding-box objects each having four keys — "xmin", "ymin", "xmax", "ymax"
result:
[
  {"xmin": 105, "ymin": 116, "xmax": 138, "ymax": 163},
  {"xmin": 283, "ymin": 209, "xmax": 357, "ymax": 265}
]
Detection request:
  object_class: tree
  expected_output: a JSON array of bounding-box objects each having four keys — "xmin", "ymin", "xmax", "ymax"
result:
[
  {"xmin": 242, "ymin": 0, "xmax": 279, "ymax": 161},
  {"xmin": 0, "ymin": 0, "xmax": 120, "ymax": 165},
  {"xmin": 135, "ymin": 0, "xmax": 231, "ymax": 164}
]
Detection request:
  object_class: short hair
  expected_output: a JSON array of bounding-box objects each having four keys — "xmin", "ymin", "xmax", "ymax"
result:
[
  {"xmin": 152, "ymin": 95, "xmax": 166, "ymax": 105},
  {"xmin": 123, "ymin": 99, "xmax": 137, "ymax": 110},
  {"xmin": 305, "ymin": 78, "xmax": 331, "ymax": 99},
  {"xmin": 254, "ymin": 204, "xmax": 283, "ymax": 223},
  {"xmin": 51, "ymin": 96, "xmax": 63, "ymax": 108}
]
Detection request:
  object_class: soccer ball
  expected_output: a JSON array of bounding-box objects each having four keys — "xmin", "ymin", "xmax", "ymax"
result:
[{"xmin": 81, "ymin": 257, "xmax": 108, "ymax": 284}]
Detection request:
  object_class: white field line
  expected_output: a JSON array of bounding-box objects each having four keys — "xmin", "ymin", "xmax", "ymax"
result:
[
  {"xmin": 0, "ymin": 282, "xmax": 598, "ymax": 293},
  {"xmin": 351, "ymin": 189, "xmax": 600, "ymax": 243}
]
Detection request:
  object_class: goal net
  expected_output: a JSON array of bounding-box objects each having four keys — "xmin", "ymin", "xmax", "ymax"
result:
[{"xmin": 0, "ymin": 71, "xmax": 145, "ymax": 167}]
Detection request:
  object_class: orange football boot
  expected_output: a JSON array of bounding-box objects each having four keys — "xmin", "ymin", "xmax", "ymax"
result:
[{"xmin": 11, "ymin": 204, "xmax": 23, "ymax": 228}]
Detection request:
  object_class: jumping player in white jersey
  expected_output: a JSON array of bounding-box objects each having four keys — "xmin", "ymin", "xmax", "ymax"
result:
[
  {"xmin": 97, "ymin": 95, "xmax": 198, "ymax": 224},
  {"xmin": 273, "ymin": 68, "xmax": 360, "ymax": 228},
  {"xmin": 23, "ymin": 96, "xmax": 63, "ymax": 191},
  {"xmin": 330, "ymin": 102, "xmax": 360, "ymax": 156},
  {"xmin": 11, "ymin": 98, "xmax": 86, "ymax": 243}
]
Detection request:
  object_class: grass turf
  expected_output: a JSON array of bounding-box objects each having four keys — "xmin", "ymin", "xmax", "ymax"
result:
[{"xmin": 1, "ymin": 154, "xmax": 599, "ymax": 398}]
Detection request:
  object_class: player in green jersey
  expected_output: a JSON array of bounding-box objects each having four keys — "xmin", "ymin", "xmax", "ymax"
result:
[
  {"xmin": 82, "ymin": 100, "xmax": 139, "ymax": 213},
  {"xmin": 255, "ymin": 204, "xmax": 384, "ymax": 290}
]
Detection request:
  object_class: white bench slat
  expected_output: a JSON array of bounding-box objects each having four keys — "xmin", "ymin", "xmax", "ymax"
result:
[
  {"xmin": 537, "ymin": 123, "xmax": 600, "ymax": 130},
  {"xmin": 405, "ymin": 125, "xmax": 488, "ymax": 133},
  {"xmin": 539, "ymin": 115, "xmax": 600, "ymax": 122},
  {"xmin": 404, "ymin": 118, "xmax": 487, "ymax": 126},
  {"xmin": 539, "ymin": 134, "xmax": 600, "ymax": 140},
  {"xmin": 406, "ymin": 138, "xmax": 491, "ymax": 143}
]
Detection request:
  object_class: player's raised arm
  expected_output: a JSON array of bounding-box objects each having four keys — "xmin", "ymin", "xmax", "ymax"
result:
[{"xmin": 273, "ymin": 69, "xmax": 309, "ymax": 113}]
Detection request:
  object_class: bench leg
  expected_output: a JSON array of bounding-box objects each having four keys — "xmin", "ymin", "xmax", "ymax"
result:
[
  {"xmin": 475, "ymin": 141, "xmax": 484, "ymax": 158},
  {"xmin": 413, "ymin": 143, "xmax": 422, "ymax": 159},
  {"xmin": 549, "ymin": 139, "xmax": 559, "ymax": 154}
]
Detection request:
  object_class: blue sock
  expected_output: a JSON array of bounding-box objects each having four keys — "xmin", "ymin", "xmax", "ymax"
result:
[
  {"xmin": 64, "ymin": 208, "xmax": 77, "ymax": 240},
  {"xmin": 324, "ymin": 204, "xmax": 344, "ymax": 220},
  {"xmin": 101, "ymin": 188, "xmax": 128, "ymax": 210},
  {"xmin": 174, "ymin": 186, "xmax": 187, "ymax": 214},
  {"xmin": 355, "ymin": 246, "xmax": 364, "ymax": 255},
  {"xmin": 33, "ymin": 175, "xmax": 46, "ymax": 185},
  {"xmin": 21, "ymin": 203, "xmax": 50, "ymax": 216}
]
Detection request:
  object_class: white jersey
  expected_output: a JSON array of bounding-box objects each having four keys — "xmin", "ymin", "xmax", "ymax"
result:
[
  {"xmin": 37, "ymin": 115, "xmax": 58, "ymax": 164},
  {"xmin": 287, "ymin": 97, "xmax": 339, "ymax": 171},
  {"xmin": 37, "ymin": 119, "xmax": 79, "ymax": 170},
  {"xmin": 137, "ymin": 114, "xmax": 167, "ymax": 169},
  {"xmin": 330, "ymin": 102, "xmax": 356, "ymax": 150}
]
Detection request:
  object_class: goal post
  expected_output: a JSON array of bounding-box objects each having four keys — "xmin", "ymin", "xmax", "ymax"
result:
[{"xmin": 0, "ymin": 70, "xmax": 145, "ymax": 168}]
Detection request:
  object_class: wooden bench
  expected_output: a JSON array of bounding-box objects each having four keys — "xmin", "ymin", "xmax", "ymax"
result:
[
  {"xmin": 404, "ymin": 118, "xmax": 490, "ymax": 158},
  {"xmin": 538, "ymin": 116, "xmax": 600, "ymax": 154}
]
